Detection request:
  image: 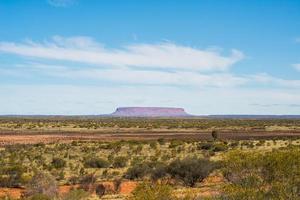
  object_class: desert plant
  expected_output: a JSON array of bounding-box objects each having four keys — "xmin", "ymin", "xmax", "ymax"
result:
[
  {"xmin": 125, "ymin": 163, "xmax": 152, "ymax": 180},
  {"xmin": 24, "ymin": 171, "xmax": 58, "ymax": 199},
  {"xmin": 212, "ymin": 130, "xmax": 219, "ymax": 140},
  {"xmin": 62, "ymin": 189, "xmax": 90, "ymax": 200},
  {"xmin": 51, "ymin": 157, "xmax": 66, "ymax": 169},
  {"xmin": 95, "ymin": 184, "xmax": 106, "ymax": 197},
  {"xmin": 83, "ymin": 157, "xmax": 109, "ymax": 168},
  {"xmin": 79, "ymin": 173, "xmax": 97, "ymax": 192},
  {"xmin": 129, "ymin": 182, "xmax": 174, "ymax": 200},
  {"xmin": 168, "ymin": 157, "xmax": 216, "ymax": 187},
  {"xmin": 112, "ymin": 156, "xmax": 128, "ymax": 168}
]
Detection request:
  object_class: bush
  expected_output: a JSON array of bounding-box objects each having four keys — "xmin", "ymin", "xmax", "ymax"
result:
[
  {"xmin": 51, "ymin": 157, "xmax": 66, "ymax": 169},
  {"xmin": 84, "ymin": 157, "xmax": 109, "ymax": 168},
  {"xmin": 25, "ymin": 171, "xmax": 58, "ymax": 199},
  {"xmin": 62, "ymin": 189, "xmax": 90, "ymax": 200},
  {"xmin": 151, "ymin": 163, "xmax": 168, "ymax": 181},
  {"xmin": 212, "ymin": 130, "xmax": 219, "ymax": 140},
  {"xmin": 168, "ymin": 157, "xmax": 216, "ymax": 187},
  {"xmin": 221, "ymin": 147, "xmax": 300, "ymax": 199},
  {"xmin": 125, "ymin": 163, "xmax": 152, "ymax": 180},
  {"xmin": 112, "ymin": 156, "xmax": 128, "ymax": 168},
  {"xmin": 0, "ymin": 165, "xmax": 25, "ymax": 187},
  {"xmin": 129, "ymin": 182, "xmax": 174, "ymax": 200},
  {"xmin": 212, "ymin": 143, "xmax": 228, "ymax": 152},
  {"xmin": 95, "ymin": 184, "xmax": 106, "ymax": 197},
  {"xmin": 198, "ymin": 142, "xmax": 214, "ymax": 150},
  {"xmin": 26, "ymin": 194, "xmax": 51, "ymax": 200},
  {"xmin": 79, "ymin": 174, "xmax": 97, "ymax": 192}
]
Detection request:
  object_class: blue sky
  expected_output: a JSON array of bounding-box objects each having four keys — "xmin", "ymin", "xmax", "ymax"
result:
[{"xmin": 0, "ymin": 0, "xmax": 300, "ymax": 115}]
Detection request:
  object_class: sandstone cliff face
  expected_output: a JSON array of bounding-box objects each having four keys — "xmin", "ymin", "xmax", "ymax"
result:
[{"xmin": 111, "ymin": 107, "xmax": 190, "ymax": 117}]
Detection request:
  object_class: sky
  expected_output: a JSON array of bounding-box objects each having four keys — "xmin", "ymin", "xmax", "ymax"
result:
[{"xmin": 0, "ymin": 0, "xmax": 300, "ymax": 115}]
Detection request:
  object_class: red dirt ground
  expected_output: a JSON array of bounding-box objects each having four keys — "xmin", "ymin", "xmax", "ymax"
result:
[
  {"xmin": 0, "ymin": 180, "xmax": 137, "ymax": 199},
  {"xmin": 0, "ymin": 130, "xmax": 300, "ymax": 145}
]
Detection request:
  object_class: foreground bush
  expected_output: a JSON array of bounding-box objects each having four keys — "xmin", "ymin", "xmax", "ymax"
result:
[
  {"xmin": 168, "ymin": 157, "xmax": 216, "ymax": 187},
  {"xmin": 129, "ymin": 182, "xmax": 174, "ymax": 200},
  {"xmin": 62, "ymin": 189, "xmax": 90, "ymax": 200},
  {"xmin": 221, "ymin": 147, "xmax": 300, "ymax": 199},
  {"xmin": 125, "ymin": 158, "xmax": 217, "ymax": 187},
  {"xmin": 0, "ymin": 164, "xmax": 26, "ymax": 187}
]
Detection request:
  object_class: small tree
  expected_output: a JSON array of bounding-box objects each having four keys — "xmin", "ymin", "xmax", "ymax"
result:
[
  {"xmin": 95, "ymin": 184, "xmax": 106, "ymax": 197},
  {"xmin": 211, "ymin": 130, "xmax": 219, "ymax": 140}
]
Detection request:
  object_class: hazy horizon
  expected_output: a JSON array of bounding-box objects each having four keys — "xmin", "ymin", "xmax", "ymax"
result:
[{"xmin": 1, "ymin": 0, "xmax": 300, "ymax": 115}]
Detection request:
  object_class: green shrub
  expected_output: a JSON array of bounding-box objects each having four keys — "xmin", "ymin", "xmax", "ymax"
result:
[
  {"xmin": 212, "ymin": 143, "xmax": 228, "ymax": 152},
  {"xmin": 51, "ymin": 157, "xmax": 66, "ymax": 169},
  {"xmin": 79, "ymin": 174, "xmax": 97, "ymax": 192},
  {"xmin": 83, "ymin": 157, "xmax": 109, "ymax": 168},
  {"xmin": 112, "ymin": 156, "xmax": 128, "ymax": 168},
  {"xmin": 125, "ymin": 163, "xmax": 152, "ymax": 180},
  {"xmin": 168, "ymin": 157, "xmax": 216, "ymax": 186},
  {"xmin": 212, "ymin": 130, "xmax": 219, "ymax": 140},
  {"xmin": 129, "ymin": 182, "xmax": 174, "ymax": 200},
  {"xmin": 221, "ymin": 147, "xmax": 300, "ymax": 199},
  {"xmin": 26, "ymin": 194, "xmax": 51, "ymax": 200},
  {"xmin": 198, "ymin": 142, "xmax": 213, "ymax": 150},
  {"xmin": 62, "ymin": 189, "xmax": 90, "ymax": 200},
  {"xmin": 25, "ymin": 171, "xmax": 58, "ymax": 199},
  {"xmin": 0, "ymin": 164, "xmax": 25, "ymax": 187}
]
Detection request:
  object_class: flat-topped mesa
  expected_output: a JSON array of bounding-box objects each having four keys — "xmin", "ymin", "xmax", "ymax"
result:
[{"xmin": 111, "ymin": 107, "xmax": 191, "ymax": 117}]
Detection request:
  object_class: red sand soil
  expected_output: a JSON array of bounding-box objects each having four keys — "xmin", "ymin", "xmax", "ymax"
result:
[
  {"xmin": 1, "ymin": 130, "xmax": 300, "ymax": 146},
  {"xmin": 0, "ymin": 181, "xmax": 137, "ymax": 199}
]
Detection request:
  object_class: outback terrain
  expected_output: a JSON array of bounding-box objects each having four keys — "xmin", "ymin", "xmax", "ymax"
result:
[{"xmin": 0, "ymin": 117, "xmax": 299, "ymax": 200}]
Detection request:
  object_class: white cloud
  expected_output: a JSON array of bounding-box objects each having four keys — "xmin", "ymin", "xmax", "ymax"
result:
[
  {"xmin": 0, "ymin": 36, "xmax": 244, "ymax": 72},
  {"xmin": 251, "ymin": 73, "xmax": 300, "ymax": 88}
]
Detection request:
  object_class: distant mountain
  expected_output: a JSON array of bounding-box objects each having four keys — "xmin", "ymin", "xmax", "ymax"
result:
[{"xmin": 110, "ymin": 107, "xmax": 191, "ymax": 117}]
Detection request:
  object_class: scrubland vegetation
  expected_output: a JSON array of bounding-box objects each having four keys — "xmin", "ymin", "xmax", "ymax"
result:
[
  {"xmin": 1, "ymin": 117, "xmax": 300, "ymax": 131},
  {"xmin": 0, "ymin": 118, "xmax": 299, "ymax": 199},
  {"xmin": 0, "ymin": 137, "xmax": 299, "ymax": 199}
]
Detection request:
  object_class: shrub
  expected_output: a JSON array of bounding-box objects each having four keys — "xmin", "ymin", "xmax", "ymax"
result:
[
  {"xmin": 95, "ymin": 184, "xmax": 106, "ymax": 197},
  {"xmin": 198, "ymin": 142, "xmax": 213, "ymax": 150},
  {"xmin": 151, "ymin": 163, "xmax": 168, "ymax": 181},
  {"xmin": 62, "ymin": 189, "xmax": 90, "ymax": 200},
  {"xmin": 112, "ymin": 156, "xmax": 128, "ymax": 168},
  {"xmin": 129, "ymin": 182, "xmax": 174, "ymax": 200},
  {"xmin": 212, "ymin": 143, "xmax": 228, "ymax": 152},
  {"xmin": 26, "ymin": 194, "xmax": 51, "ymax": 200},
  {"xmin": 125, "ymin": 163, "xmax": 152, "ymax": 180},
  {"xmin": 79, "ymin": 174, "xmax": 97, "ymax": 192},
  {"xmin": 212, "ymin": 130, "xmax": 219, "ymax": 140},
  {"xmin": 25, "ymin": 171, "xmax": 58, "ymax": 199},
  {"xmin": 84, "ymin": 157, "xmax": 109, "ymax": 168},
  {"xmin": 168, "ymin": 157, "xmax": 216, "ymax": 187},
  {"xmin": 149, "ymin": 141, "xmax": 158, "ymax": 149},
  {"xmin": 51, "ymin": 157, "xmax": 66, "ymax": 169},
  {"xmin": 221, "ymin": 148, "xmax": 300, "ymax": 199},
  {"xmin": 157, "ymin": 138, "xmax": 165, "ymax": 145},
  {"xmin": 0, "ymin": 164, "xmax": 25, "ymax": 187}
]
